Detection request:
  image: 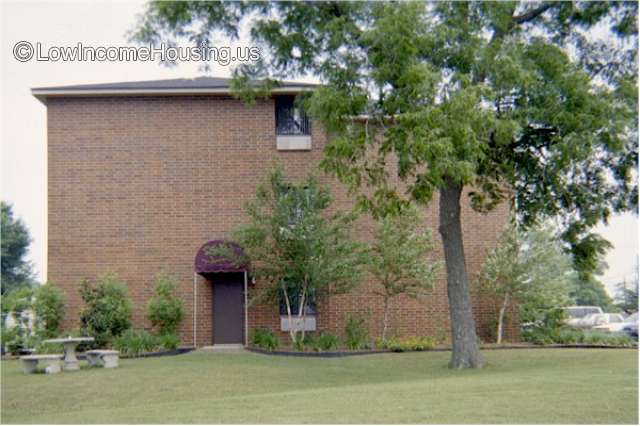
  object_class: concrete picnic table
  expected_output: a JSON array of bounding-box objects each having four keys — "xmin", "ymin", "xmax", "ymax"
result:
[{"xmin": 44, "ymin": 336, "xmax": 94, "ymax": 371}]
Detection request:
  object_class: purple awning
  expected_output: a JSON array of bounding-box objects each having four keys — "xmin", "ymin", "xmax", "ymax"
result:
[{"xmin": 194, "ymin": 240, "xmax": 250, "ymax": 274}]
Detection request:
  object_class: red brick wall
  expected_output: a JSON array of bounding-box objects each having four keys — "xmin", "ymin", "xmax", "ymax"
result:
[{"xmin": 46, "ymin": 95, "xmax": 516, "ymax": 347}]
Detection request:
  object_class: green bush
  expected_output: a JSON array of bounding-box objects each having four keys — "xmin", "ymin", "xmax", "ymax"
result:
[
  {"xmin": 1, "ymin": 288, "xmax": 37, "ymax": 354},
  {"xmin": 251, "ymin": 328, "xmax": 279, "ymax": 351},
  {"xmin": 345, "ymin": 314, "xmax": 369, "ymax": 350},
  {"xmin": 5, "ymin": 333, "xmax": 41, "ymax": 354},
  {"xmin": 1, "ymin": 287, "xmax": 33, "ymax": 330},
  {"xmin": 522, "ymin": 326, "xmax": 635, "ymax": 347},
  {"xmin": 147, "ymin": 273, "xmax": 185, "ymax": 336},
  {"xmin": 313, "ymin": 332, "xmax": 339, "ymax": 351},
  {"xmin": 379, "ymin": 336, "xmax": 436, "ymax": 352},
  {"xmin": 292, "ymin": 333, "xmax": 315, "ymax": 351},
  {"xmin": 34, "ymin": 340, "xmax": 64, "ymax": 354},
  {"xmin": 112, "ymin": 329, "xmax": 159, "ymax": 357},
  {"xmin": 32, "ymin": 284, "xmax": 65, "ymax": 338},
  {"xmin": 157, "ymin": 333, "xmax": 180, "ymax": 350},
  {"xmin": 79, "ymin": 273, "xmax": 133, "ymax": 347},
  {"xmin": 2, "ymin": 326, "xmax": 22, "ymax": 354}
]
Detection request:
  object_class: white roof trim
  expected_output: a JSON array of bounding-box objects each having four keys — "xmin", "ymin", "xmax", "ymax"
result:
[{"xmin": 31, "ymin": 86, "xmax": 314, "ymax": 104}]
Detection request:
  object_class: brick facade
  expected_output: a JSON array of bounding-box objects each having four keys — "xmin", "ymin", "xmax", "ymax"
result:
[{"xmin": 46, "ymin": 94, "xmax": 517, "ymax": 347}]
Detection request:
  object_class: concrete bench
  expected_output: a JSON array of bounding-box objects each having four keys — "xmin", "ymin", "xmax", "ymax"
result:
[
  {"xmin": 20, "ymin": 354, "xmax": 63, "ymax": 374},
  {"xmin": 86, "ymin": 350, "xmax": 120, "ymax": 368}
]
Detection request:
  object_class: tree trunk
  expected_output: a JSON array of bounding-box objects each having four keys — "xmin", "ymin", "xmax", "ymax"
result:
[
  {"xmin": 439, "ymin": 177, "xmax": 483, "ymax": 368},
  {"xmin": 382, "ymin": 297, "xmax": 390, "ymax": 341},
  {"xmin": 282, "ymin": 286, "xmax": 297, "ymax": 343},
  {"xmin": 496, "ymin": 292, "xmax": 510, "ymax": 345}
]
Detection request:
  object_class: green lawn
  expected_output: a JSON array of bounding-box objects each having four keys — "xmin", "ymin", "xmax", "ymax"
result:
[{"xmin": 1, "ymin": 349, "xmax": 638, "ymax": 424}]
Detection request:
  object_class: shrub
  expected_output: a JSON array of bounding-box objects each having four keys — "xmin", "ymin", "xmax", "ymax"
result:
[
  {"xmin": 251, "ymin": 328, "xmax": 279, "ymax": 351},
  {"xmin": 147, "ymin": 273, "xmax": 185, "ymax": 336},
  {"xmin": 1, "ymin": 287, "xmax": 33, "ymax": 329},
  {"xmin": 1, "ymin": 288, "xmax": 36, "ymax": 354},
  {"xmin": 379, "ymin": 336, "xmax": 436, "ymax": 352},
  {"xmin": 2, "ymin": 326, "xmax": 21, "ymax": 354},
  {"xmin": 157, "ymin": 333, "xmax": 180, "ymax": 350},
  {"xmin": 32, "ymin": 284, "xmax": 65, "ymax": 338},
  {"xmin": 522, "ymin": 326, "xmax": 635, "ymax": 347},
  {"xmin": 112, "ymin": 329, "xmax": 159, "ymax": 357},
  {"xmin": 79, "ymin": 273, "xmax": 133, "ymax": 347},
  {"xmin": 345, "ymin": 314, "xmax": 369, "ymax": 350},
  {"xmin": 313, "ymin": 332, "xmax": 339, "ymax": 351},
  {"xmin": 34, "ymin": 340, "xmax": 64, "ymax": 354},
  {"xmin": 293, "ymin": 333, "xmax": 315, "ymax": 351}
]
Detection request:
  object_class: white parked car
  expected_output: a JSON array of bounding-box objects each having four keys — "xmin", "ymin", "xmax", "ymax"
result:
[
  {"xmin": 577, "ymin": 313, "xmax": 625, "ymax": 329},
  {"xmin": 594, "ymin": 313, "xmax": 639, "ymax": 333},
  {"xmin": 564, "ymin": 306, "xmax": 604, "ymax": 327}
]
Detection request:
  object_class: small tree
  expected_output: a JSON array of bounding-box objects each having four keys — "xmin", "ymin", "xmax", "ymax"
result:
[
  {"xmin": 1, "ymin": 202, "xmax": 35, "ymax": 294},
  {"xmin": 234, "ymin": 168, "xmax": 364, "ymax": 343},
  {"xmin": 616, "ymin": 280, "xmax": 639, "ymax": 315},
  {"xmin": 79, "ymin": 272, "xmax": 133, "ymax": 347},
  {"xmin": 147, "ymin": 273, "xmax": 184, "ymax": 336},
  {"xmin": 478, "ymin": 221, "xmax": 574, "ymax": 343},
  {"xmin": 32, "ymin": 284, "xmax": 65, "ymax": 338},
  {"xmin": 368, "ymin": 207, "xmax": 439, "ymax": 340}
]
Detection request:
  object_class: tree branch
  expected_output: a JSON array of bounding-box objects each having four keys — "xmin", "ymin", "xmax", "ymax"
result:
[{"xmin": 512, "ymin": 2, "xmax": 555, "ymax": 25}]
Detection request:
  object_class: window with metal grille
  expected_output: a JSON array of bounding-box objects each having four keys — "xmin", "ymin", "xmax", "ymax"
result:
[{"xmin": 275, "ymin": 96, "xmax": 310, "ymax": 135}]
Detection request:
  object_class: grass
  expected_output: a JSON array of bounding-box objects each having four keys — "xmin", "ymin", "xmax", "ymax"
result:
[{"xmin": 1, "ymin": 349, "xmax": 638, "ymax": 424}]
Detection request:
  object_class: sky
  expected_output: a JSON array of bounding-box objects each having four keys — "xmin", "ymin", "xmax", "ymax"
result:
[{"xmin": 1, "ymin": 0, "xmax": 638, "ymax": 298}]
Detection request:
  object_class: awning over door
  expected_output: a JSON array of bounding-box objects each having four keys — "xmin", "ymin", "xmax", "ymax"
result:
[{"xmin": 194, "ymin": 240, "xmax": 250, "ymax": 274}]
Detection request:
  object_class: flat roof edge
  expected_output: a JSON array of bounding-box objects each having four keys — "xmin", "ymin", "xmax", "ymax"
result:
[{"xmin": 31, "ymin": 86, "xmax": 314, "ymax": 104}]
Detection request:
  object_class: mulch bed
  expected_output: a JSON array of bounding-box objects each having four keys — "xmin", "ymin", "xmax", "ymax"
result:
[
  {"xmin": 246, "ymin": 346, "xmax": 388, "ymax": 358},
  {"xmin": 247, "ymin": 342, "xmax": 637, "ymax": 357}
]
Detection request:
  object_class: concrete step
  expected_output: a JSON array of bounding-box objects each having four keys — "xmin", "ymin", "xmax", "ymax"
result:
[{"xmin": 198, "ymin": 344, "xmax": 246, "ymax": 353}]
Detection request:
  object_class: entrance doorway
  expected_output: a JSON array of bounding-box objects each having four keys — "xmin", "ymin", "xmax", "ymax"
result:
[{"xmin": 212, "ymin": 272, "xmax": 245, "ymax": 344}]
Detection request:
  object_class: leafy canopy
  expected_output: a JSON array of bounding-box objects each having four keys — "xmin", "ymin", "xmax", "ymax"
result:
[
  {"xmin": 1, "ymin": 202, "xmax": 34, "ymax": 294},
  {"xmin": 79, "ymin": 272, "xmax": 133, "ymax": 347},
  {"xmin": 147, "ymin": 272, "xmax": 185, "ymax": 336},
  {"xmin": 369, "ymin": 206, "xmax": 439, "ymax": 300},
  {"xmin": 32, "ymin": 284, "xmax": 65, "ymax": 338},
  {"xmin": 133, "ymin": 1, "xmax": 638, "ymax": 282},
  {"xmin": 232, "ymin": 168, "xmax": 364, "ymax": 339},
  {"xmin": 478, "ymin": 220, "xmax": 576, "ymax": 325}
]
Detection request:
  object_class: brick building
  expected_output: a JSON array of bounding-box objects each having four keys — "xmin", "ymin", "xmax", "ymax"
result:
[{"xmin": 33, "ymin": 77, "xmax": 514, "ymax": 347}]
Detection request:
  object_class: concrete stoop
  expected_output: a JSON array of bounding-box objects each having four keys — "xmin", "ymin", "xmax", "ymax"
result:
[{"xmin": 198, "ymin": 344, "xmax": 246, "ymax": 353}]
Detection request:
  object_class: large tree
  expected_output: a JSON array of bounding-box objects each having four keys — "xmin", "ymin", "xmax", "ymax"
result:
[
  {"xmin": 133, "ymin": 1, "xmax": 638, "ymax": 368},
  {"xmin": 1, "ymin": 202, "xmax": 34, "ymax": 294}
]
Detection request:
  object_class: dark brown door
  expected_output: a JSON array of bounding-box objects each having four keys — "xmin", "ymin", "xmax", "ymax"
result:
[{"xmin": 213, "ymin": 273, "xmax": 244, "ymax": 344}]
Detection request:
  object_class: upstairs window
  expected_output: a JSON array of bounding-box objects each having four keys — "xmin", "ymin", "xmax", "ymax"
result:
[{"xmin": 275, "ymin": 96, "xmax": 310, "ymax": 136}]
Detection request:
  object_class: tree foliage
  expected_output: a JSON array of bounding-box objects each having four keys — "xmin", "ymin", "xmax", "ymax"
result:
[
  {"xmin": 1, "ymin": 202, "xmax": 34, "ymax": 294},
  {"xmin": 147, "ymin": 273, "xmax": 185, "ymax": 336},
  {"xmin": 133, "ymin": 0, "xmax": 638, "ymax": 367},
  {"xmin": 368, "ymin": 207, "xmax": 439, "ymax": 340},
  {"xmin": 79, "ymin": 273, "xmax": 133, "ymax": 347},
  {"xmin": 570, "ymin": 273, "xmax": 617, "ymax": 312},
  {"xmin": 615, "ymin": 280, "xmax": 638, "ymax": 314},
  {"xmin": 233, "ymin": 168, "xmax": 364, "ymax": 342},
  {"xmin": 32, "ymin": 284, "xmax": 65, "ymax": 338},
  {"xmin": 478, "ymin": 220, "xmax": 575, "ymax": 343}
]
